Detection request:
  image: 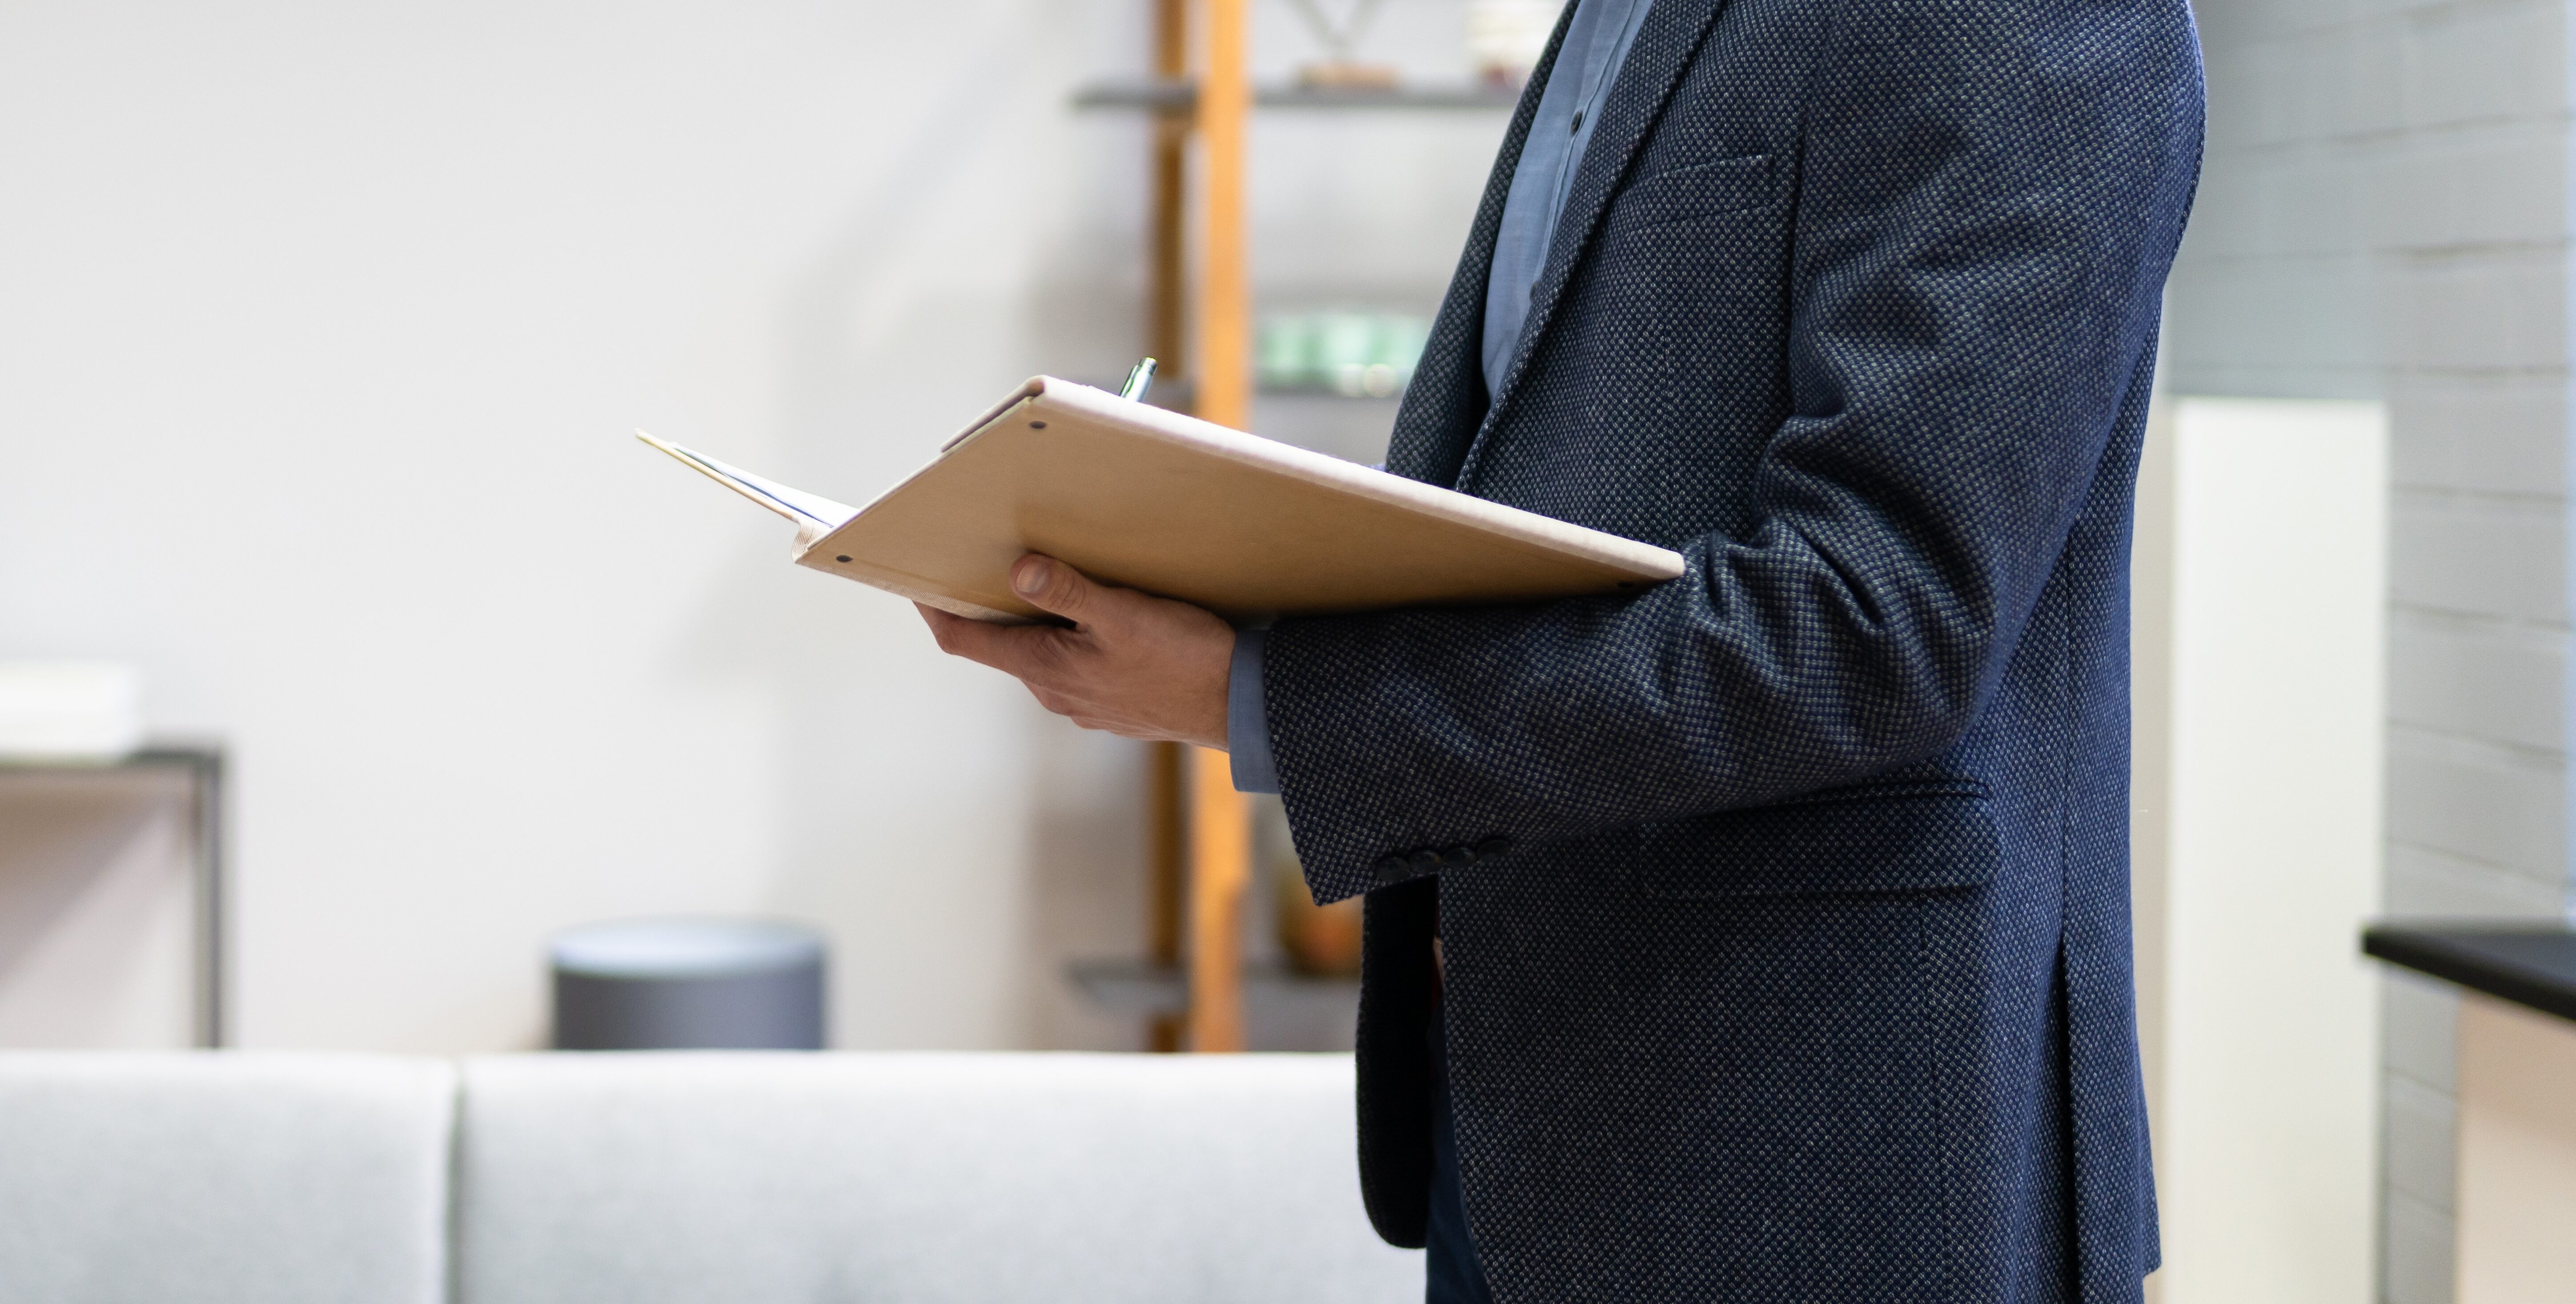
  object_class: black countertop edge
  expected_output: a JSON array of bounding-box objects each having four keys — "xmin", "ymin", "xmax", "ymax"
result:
[{"xmin": 2363, "ymin": 922, "xmax": 2576, "ymax": 1025}]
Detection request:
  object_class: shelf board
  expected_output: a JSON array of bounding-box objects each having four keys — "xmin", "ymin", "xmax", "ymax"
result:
[
  {"xmin": 1077, "ymin": 377, "xmax": 1406, "ymax": 405},
  {"xmin": 1067, "ymin": 958, "xmax": 1359, "ymax": 1019},
  {"xmin": 1260, "ymin": 383, "xmax": 1407, "ymax": 401},
  {"xmin": 1073, "ymin": 78, "xmax": 1521, "ymax": 113},
  {"xmin": 0, "ymin": 740, "xmax": 224, "ymax": 772}
]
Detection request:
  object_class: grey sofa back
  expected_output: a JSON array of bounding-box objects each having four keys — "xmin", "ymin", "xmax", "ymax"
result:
[
  {"xmin": 0, "ymin": 1053, "xmax": 454, "ymax": 1304},
  {"xmin": 0, "ymin": 1051, "xmax": 1415, "ymax": 1304}
]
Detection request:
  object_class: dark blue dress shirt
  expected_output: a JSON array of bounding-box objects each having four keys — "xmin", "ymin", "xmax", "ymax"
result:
[{"xmin": 1232, "ymin": 0, "xmax": 1659, "ymax": 793}]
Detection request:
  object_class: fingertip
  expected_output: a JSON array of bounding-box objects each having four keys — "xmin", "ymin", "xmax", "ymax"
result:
[{"xmin": 1012, "ymin": 556, "xmax": 1051, "ymax": 597}]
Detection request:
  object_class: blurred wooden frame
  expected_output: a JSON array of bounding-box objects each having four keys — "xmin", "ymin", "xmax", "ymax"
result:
[
  {"xmin": 1129, "ymin": 0, "xmax": 1256, "ymax": 1053},
  {"xmin": 1181, "ymin": 0, "xmax": 1253, "ymax": 1052}
]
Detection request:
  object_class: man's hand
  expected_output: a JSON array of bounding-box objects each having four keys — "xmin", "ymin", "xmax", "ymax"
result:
[{"xmin": 917, "ymin": 555, "xmax": 1234, "ymax": 750}]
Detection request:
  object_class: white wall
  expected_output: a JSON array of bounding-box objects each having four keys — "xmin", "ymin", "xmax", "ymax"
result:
[
  {"xmin": 2135, "ymin": 397, "xmax": 2389, "ymax": 1302},
  {"xmin": 2164, "ymin": 0, "xmax": 2576, "ymax": 1294},
  {"xmin": 0, "ymin": 0, "xmax": 1091, "ymax": 1053},
  {"xmin": 0, "ymin": 1, "xmax": 1508, "ymax": 1053}
]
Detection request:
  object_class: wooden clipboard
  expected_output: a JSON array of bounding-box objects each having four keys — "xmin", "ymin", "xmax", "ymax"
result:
[{"xmin": 643, "ymin": 376, "xmax": 1686, "ymax": 623}]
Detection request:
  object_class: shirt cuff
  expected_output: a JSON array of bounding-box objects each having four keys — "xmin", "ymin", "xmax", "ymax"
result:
[{"xmin": 1227, "ymin": 627, "xmax": 1281, "ymax": 794}]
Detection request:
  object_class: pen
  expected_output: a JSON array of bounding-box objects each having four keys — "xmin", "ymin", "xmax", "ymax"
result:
[{"xmin": 1121, "ymin": 357, "xmax": 1158, "ymax": 403}]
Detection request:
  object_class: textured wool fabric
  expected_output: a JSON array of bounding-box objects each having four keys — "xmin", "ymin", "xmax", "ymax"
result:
[{"xmin": 1258, "ymin": 0, "xmax": 2204, "ymax": 1300}]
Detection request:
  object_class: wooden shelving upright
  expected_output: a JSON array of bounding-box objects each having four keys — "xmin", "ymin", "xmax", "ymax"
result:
[
  {"xmin": 1102, "ymin": 0, "xmax": 1515, "ymax": 1052},
  {"xmin": 1135, "ymin": 0, "xmax": 1255, "ymax": 1053}
]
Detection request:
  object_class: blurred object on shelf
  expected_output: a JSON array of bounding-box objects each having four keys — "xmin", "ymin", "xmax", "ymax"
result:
[
  {"xmin": 1257, "ymin": 310, "xmax": 1431, "ymax": 397},
  {"xmin": 1314, "ymin": 312, "xmax": 1379, "ymax": 395},
  {"xmin": 1285, "ymin": 0, "xmax": 1397, "ymax": 89},
  {"xmin": 0, "ymin": 663, "xmax": 143, "ymax": 763},
  {"xmin": 1274, "ymin": 851, "xmax": 1362, "ymax": 977},
  {"xmin": 1467, "ymin": 0, "xmax": 1557, "ymax": 88},
  {"xmin": 1298, "ymin": 60, "xmax": 1401, "ymax": 90},
  {"xmin": 1257, "ymin": 315, "xmax": 1311, "ymax": 391},
  {"xmin": 551, "ymin": 918, "xmax": 828, "ymax": 1051}
]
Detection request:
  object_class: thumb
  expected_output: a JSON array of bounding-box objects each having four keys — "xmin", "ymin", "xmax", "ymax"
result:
[{"xmin": 1010, "ymin": 554, "xmax": 1104, "ymax": 625}]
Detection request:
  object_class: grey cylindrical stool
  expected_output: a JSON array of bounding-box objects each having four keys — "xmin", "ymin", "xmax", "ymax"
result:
[{"xmin": 550, "ymin": 918, "xmax": 828, "ymax": 1051}]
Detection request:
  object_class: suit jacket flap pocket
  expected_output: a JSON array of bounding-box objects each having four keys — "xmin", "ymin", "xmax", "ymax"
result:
[
  {"xmin": 1608, "ymin": 152, "xmax": 1778, "ymax": 228},
  {"xmin": 1639, "ymin": 783, "xmax": 2000, "ymax": 899}
]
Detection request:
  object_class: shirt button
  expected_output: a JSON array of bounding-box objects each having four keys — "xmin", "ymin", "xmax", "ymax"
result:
[
  {"xmin": 1570, "ymin": 109, "xmax": 1585, "ymax": 132},
  {"xmin": 1408, "ymin": 849, "xmax": 1444, "ymax": 872},
  {"xmin": 1374, "ymin": 854, "xmax": 1406, "ymax": 880},
  {"xmin": 1475, "ymin": 836, "xmax": 1516, "ymax": 858},
  {"xmin": 1443, "ymin": 845, "xmax": 1477, "ymax": 867}
]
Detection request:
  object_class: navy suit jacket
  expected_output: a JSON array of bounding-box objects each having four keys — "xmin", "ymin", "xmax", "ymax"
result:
[{"xmin": 1258, "ymin": 0, "xmax": 2203, "ymax": 1300}]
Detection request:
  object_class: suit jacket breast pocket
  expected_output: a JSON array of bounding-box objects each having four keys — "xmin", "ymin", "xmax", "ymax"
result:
[
  {"xmin": 1637, "ymin": 781, "xmax": 2000, "ymax": 900},
  {"xmin": 1607, "ymin": 152, "xmax": 1780, "ymax": 230}
]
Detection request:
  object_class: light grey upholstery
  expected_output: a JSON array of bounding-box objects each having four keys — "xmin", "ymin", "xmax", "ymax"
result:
[
  {"xmin": 0, "ymin": 1053, "xmax": 454, "ymax": 1304},
  {"xmin": 0, "ymin": 1051, "xmax": 1409, "ymax": 1304},
  {"xmin": 454, "ymin": 1052, "xmax": 1417, "ymax": 1304}
]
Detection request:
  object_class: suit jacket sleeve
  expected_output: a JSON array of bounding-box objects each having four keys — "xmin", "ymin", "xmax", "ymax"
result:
[{"xmin": 1262, "ymin": 0, "xmax": 2204, "ymax": 903}]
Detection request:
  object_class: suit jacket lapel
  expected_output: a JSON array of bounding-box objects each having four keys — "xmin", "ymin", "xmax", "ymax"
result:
[
  {"xmin": 1452, "ymin": 0, "xmax": 1732, "ymax": 491},
  {"xmin": 1382, "ymin": 3, "xmax": 1577, "ymax": 488}
]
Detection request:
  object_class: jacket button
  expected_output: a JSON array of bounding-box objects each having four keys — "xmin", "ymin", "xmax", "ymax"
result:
[
  {"xmin": 1407, "ymin": 849, "xmax": 1443, "ymax": 871},
  {"xmin": 1373, "ymin": 854, "xmax": 1406, "ymax": 879},
  {"xmin": 1443, "ymin": 845, "xmax": 1477, "ymax": 867},
  {"xmin": 1474, "ymin": 836, "xmax": 1515, "ymax": 858}
]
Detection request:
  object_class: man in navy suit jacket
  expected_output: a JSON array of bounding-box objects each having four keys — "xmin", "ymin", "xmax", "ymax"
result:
[{"xmin": 925, "ymin": 0, "xmax": 2204, "ymax": 1298}]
